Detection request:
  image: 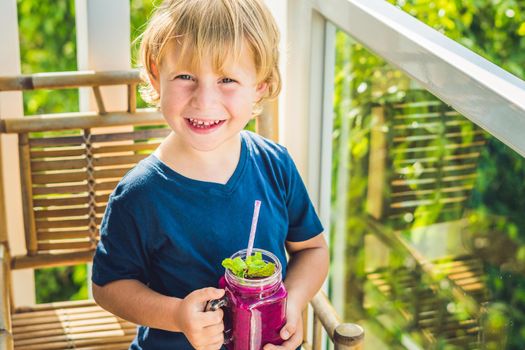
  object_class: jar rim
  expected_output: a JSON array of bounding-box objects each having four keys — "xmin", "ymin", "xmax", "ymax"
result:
[{"xmin": 224, "ymin": 248, "xmax": 282, "ymax": 288}]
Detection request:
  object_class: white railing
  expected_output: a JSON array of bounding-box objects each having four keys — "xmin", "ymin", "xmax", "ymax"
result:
[{"xmin": 283, "ymin": 0, "xmax": 525, "ymax": 346}]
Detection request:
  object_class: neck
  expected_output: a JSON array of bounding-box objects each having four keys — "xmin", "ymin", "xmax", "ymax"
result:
[{"xmin": 153, "ymin": 132, "xmax": 242, "ymax": 184}]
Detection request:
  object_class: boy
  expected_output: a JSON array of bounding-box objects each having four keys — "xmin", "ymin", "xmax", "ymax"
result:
[{"xmin": 92, "ymin": 1, "xmax": 329, "ymax": 349}]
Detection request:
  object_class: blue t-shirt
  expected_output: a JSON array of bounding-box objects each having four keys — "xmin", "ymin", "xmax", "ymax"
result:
[{"xmin": 92, "ymin": 131, "xmax": 324, "ymax": 349}]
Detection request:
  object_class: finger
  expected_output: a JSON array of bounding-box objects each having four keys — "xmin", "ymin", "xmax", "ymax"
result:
[
  {"xmin": 280, "ymin": 319, "xmax": 298, "ymax": 341},
  {"xmin": 265, "ymin": 329, "xmax": 303, "ymax": 350},
  {"xmin": 203, "ymin": 320, "xmax": 225, "ymax": 335},
  {"xmin": 281, "ymin": 328, "xmax": 303, "ymax": 349},
  {"xmin": 198, "ymin": 308, "xmax": 224, "ymax": 327},
  {"xmin": 191, "ymin": 287, "xmax": 226, "ymax": 303},
  {"xmin": 202, "ymin": 332, "xmax": 224, "ymax": 349}
]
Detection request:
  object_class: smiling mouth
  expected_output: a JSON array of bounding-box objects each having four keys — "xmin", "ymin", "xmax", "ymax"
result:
[{"xmin": 185, "ymin": 117, "xmax": 226, "ymax": 129}]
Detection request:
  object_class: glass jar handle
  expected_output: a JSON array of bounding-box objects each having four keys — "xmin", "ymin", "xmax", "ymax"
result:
[{"xmin": 205, "ymin": 296, "xmax": 232, "ymax": 345}]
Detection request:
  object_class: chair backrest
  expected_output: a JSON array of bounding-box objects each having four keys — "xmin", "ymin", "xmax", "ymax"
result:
[
  {"xmin": 367, "ymin": 90, "xmax": 486, "ymax": 230},
  {"xmin": 0, "ymin": 70, "xmax": 277, "ymax": 271}
]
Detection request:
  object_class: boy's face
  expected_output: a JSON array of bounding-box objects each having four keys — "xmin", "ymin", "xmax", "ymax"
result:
[{"xmin": 150, "ymin": 41, "xmax": 267, "ymax": 153}]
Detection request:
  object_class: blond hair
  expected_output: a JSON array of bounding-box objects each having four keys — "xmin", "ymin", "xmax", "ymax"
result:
[{"xmin": 138, "ymin": 0, "xmax": 281, "ymax": 107}]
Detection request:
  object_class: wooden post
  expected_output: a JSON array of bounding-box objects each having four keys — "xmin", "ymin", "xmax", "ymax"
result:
[
  {"xmin": 366, "ymin": 106, "xmax": 387, "ymax": 219},
  {"xmin": 0, "ymin": 0, "xmax": 35, "ymax": 307},
  {"xmin": 0, "ymin": 244, "xmax": 12, "ymax": 335},
  {"xmin": 18, "ymin": 134, "xmax": 37, "ymax": 256},
  {"xmin": 334, "ymin": 323, "xmax": 365, "ymax": 350},
  {"xmin": 0, "ymin": 330, "xmax": 14, "ymax": 350}
]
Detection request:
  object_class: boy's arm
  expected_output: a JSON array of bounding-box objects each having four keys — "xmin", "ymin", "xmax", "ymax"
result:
[
  {"xmin": 264, "ymin": 233, "xmax": 329, "ymax": 350},
  {"xmin": 92, "ymin": 280, "xmax": 225, "ymax": 348},
  {"xmin": 93, "ymin": 279, "xmax": 181, "ymax": 332},
  {"xmin": 284, "ymin": 233, "xmax": 329, "ymax": 313}
]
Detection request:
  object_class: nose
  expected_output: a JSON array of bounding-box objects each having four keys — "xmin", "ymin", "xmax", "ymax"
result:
[{"xmin": 191, "ymin": 82, "xmax": 219, "ymax": 110}]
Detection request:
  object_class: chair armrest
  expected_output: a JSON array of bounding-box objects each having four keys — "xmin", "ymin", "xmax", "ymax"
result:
[
  {"xmin": 310, "ymin": 291, "xmax": 364, "ymax": 350},
  {"xmin": 0, "ymin": 244, "xmax": 12, "ymax": 335}
]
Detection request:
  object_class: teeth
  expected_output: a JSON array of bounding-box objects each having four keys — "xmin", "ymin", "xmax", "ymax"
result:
[{"xmin": 187, "ymin": 118, "xmax": 224, "ymax": 128}]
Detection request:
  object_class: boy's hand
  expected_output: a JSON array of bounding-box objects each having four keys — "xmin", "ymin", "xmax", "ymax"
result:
[
  {"xmin": 176, "ymin": 287, "xmax": 225, "ymax": 350},
  {"xmin": 263, "ymin": 304, "xmax": 303, "ymax": 350}
]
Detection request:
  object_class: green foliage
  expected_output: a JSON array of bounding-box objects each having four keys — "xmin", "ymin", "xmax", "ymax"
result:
[
  {"xmin": 35, "ymin": 265, "xmax": 88, "ymax": 303},
  {"xmin": 17, "ymin": 0, "xmax": 78, "ymax": 115}
]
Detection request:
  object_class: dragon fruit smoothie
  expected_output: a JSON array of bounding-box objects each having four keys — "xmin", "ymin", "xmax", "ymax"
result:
[{"xmin": 219, "ymin": 248, "xmax": 287, "ymax": 350}]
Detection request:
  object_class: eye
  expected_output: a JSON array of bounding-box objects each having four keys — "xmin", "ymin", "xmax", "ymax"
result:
[
  {"xmin": 175, "ymin": 74, "xmax": 194, "ymax": 81},
  {"xmin": 220, "ymin": 77, "xmax": 236, "ymax": 84}
]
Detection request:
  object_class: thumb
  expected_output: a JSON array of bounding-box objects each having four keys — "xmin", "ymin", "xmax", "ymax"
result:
[
  {"xmin": 190, "ymin": 287, "xmax": 225, "ymax": 305},
  {"xmin": 280, "ymin": 318, "xmax": 298, "ymax": 341}
]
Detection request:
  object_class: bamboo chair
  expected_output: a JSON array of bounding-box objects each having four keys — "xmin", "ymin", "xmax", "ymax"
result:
[{"xmin": 0, "ymin": 70, "xmax": 364, "ymax": 350}]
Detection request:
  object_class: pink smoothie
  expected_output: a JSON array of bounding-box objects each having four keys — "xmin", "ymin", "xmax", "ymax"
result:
[{"xmin": 219, "ymin": 249, "xmax": 287, "ymax": 350}]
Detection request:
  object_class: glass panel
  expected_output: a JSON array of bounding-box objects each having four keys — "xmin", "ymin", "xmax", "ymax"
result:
[{"xmin": 330, "ymin": 28, "xmax": 524, "ymax": 349}]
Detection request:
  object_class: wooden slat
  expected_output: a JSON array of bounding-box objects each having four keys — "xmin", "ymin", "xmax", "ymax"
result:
[
  {"xmin": 393, "ymin": 100, "xmax": 442, "ymax": 109},
  {"xmin": 90, "ymin": 128, "xmax": 169, "ymax": 143},
  {"xmin": 390, "ymin": 196, "xmax": 467, "ymax": 209},
  {"xmin": 391, "ymin": 173, "xmax": 477, "ymax": 187},
  {"xmin": 11, "ymin": 251, "xmax": 95, "ymax": 270},
  {"xmin": 36, "ymin": 218, "xmax": 90, "ymax": 230},
  {"xmin": 38, "ymin": 230, "xmax": 92, "ymax": 241},
  {"xmin": 29, "ymin": 135, "xmax": 84, "ymax": 147},
  {"xmin": 32, "ymin": 183, "xmax": 115, "ymax": 196},
  {"xmin": 393, "ymin": 130, "xmax": 484, "ymax": 143},
  {"xmin": 30, "ymin": 146, "xmax": 86, "ymax": 159},
  {"xmin": 392, "ymin": 110, "xmax": 461, "ymax": 121},
  {"xmin": 393, "ymin": 152, "xmax": 481, "ymax": 166},
  {"xmin": 14, "ymin": 331, "xmax": 136, "ymax": 348},
  {"xmin": 391, "ymin": 185, "xmax": 474, "ymax": 198},
  {"xmin": 93, "ymin": 181, "xmax": 120, "ymax": 192},
  {"xmin": 391, "ymin": 141, "xmax": 485, "ymax": 155},
  {"xmin": 14, "ymin": 323, "xmax": 136, "ymax": 341},
  {"xmin": 392, "ymin": 119, "xmax": 471, "ymax": 131},
  {"xmin": 92, "ymin": 142, "xmax": 159, "ymax": 154},
  {"xmin": 2, "ymin": 109, "xmax": 164, "ymax": 134},
  {"xmin": 31, "ymin": 158, "xmax": 86, "ymax": 172},
  {"xmin": 14, "ymin": 316, "xmax": 130, "ymax": 334},
  {"xmin": 13, "ymin": 306, "xmax": 115, "ymax": 323},
  {"xmin": 33, "ymin": 194, "xmax": 109, "ymax": 208},
  {"xmin": 0, "ymin": 70, "xmax": 142, "ymax": 92},
  {"xmin": 32, "ymin": 167, "xmax": 132, "ymax": 185},
  {"xmin": 14, "ymin": 300, "xmax": 97, "ymax": 313},
  {"xmin": 35, "ymin": 207, "xmax": 89, "ymax": 219},
  {"xmin": 37, "ymin": 242, "xmax": 92, "ymax": 251},
  {"xmin": 93, "ymin": 154, "xmax": 148, "ymax": 167},
  {"xmin": 32, "ymin": 171, "xmax": 87, "ymax": 185}
]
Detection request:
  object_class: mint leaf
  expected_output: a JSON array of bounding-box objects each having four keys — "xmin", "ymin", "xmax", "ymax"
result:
[
  {"xmin": 222, "ymin": 252, "xmax": 276, "ymax": 279},
  {"xmin": 221, "ymin": 257, "xmax": 247, "ymax": 277}
]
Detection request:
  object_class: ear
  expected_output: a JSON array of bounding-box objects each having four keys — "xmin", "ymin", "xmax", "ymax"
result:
[
  {"xmin": 254, "ymin": 81, "xmax": 268, "ymax": 102},
  {"xmin": 149, "ymin": 62, "xmax": 161, "ymax": 93}
]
